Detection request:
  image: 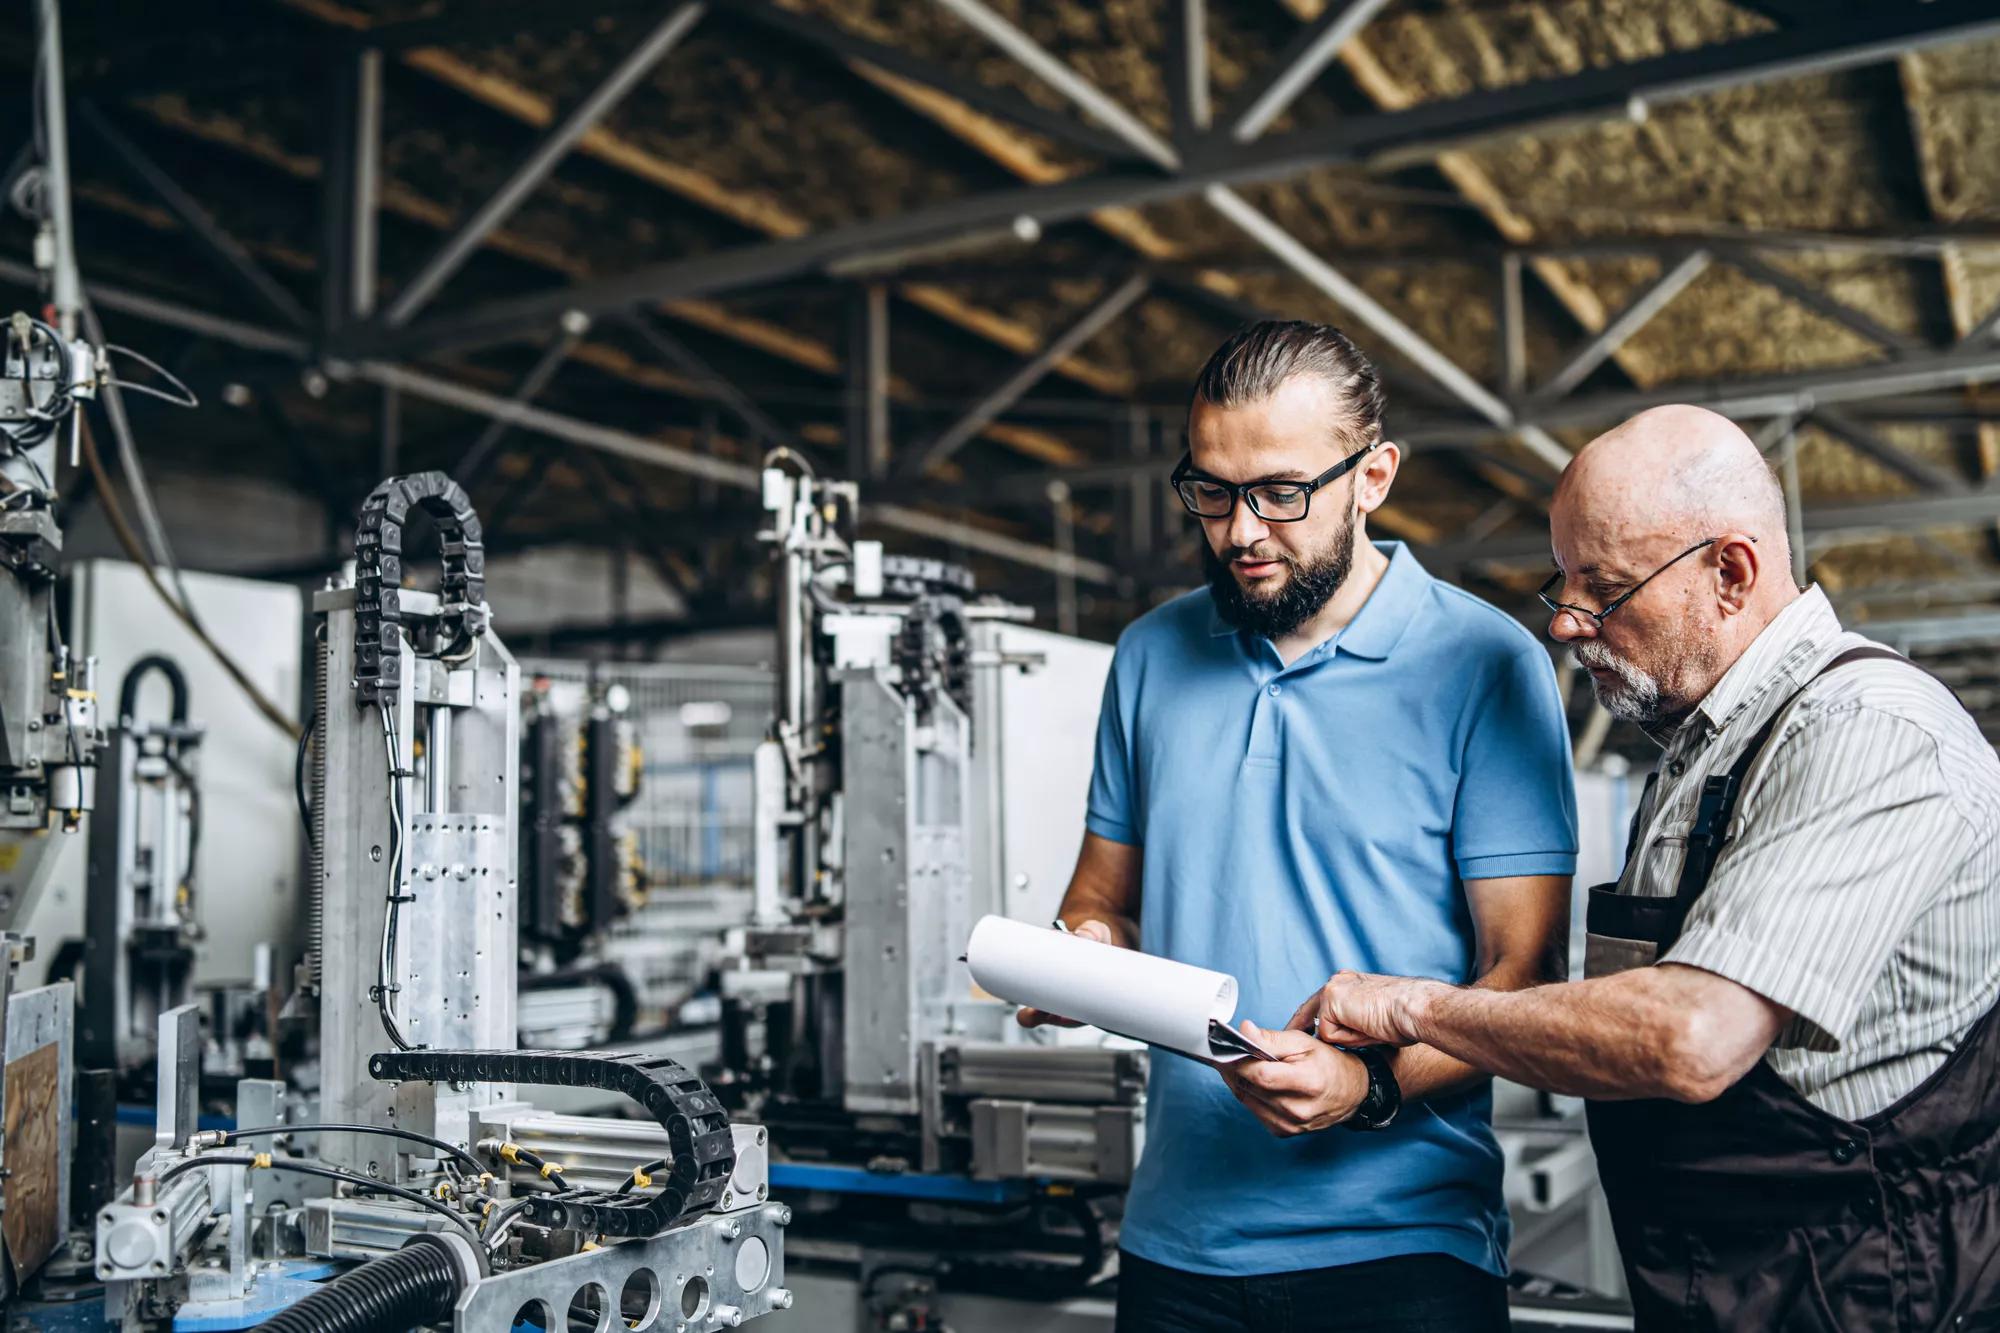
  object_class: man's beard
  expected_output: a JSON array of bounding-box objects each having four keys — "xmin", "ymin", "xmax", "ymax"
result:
[
  {"xmin": 1572, "ymin": 640, "xmax": 1669, "ymax": 726},
  {"xmin": 1203, "ymin": 501, "xmax": 1357, "ymax": 641}
]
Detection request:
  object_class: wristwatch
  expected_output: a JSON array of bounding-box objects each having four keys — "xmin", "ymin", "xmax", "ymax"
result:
[{"xmin": 1341, "ymin": 1046, "xmax": 1402, "ymax": 1132}]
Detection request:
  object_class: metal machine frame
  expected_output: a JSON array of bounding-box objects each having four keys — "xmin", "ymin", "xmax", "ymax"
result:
[
  {"xmin": 728, "ymin": 456, "xmax": 1144, "ymax": 1196},
  {"xmin": 81, "ymin": 474, "xmax": 789, "ymax": 1332}
]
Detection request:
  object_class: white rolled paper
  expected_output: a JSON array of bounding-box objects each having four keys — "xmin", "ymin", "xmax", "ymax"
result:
[{"xmin": 964, "ymin": 914, "xmax": 1259, "ymax": 1062}]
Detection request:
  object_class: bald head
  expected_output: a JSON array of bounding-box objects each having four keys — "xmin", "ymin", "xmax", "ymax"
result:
[
  {"xmin": 1548, "ymin": 405, "xmax": 1800, "ymax": 730},
  {"xmin": 1557, "ymin": 405, "xmax": 1788, "ymax": 557}
]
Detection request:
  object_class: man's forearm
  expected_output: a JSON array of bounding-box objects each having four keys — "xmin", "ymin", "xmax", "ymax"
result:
[
  {"xmin": 1386, "ymin": 963, "xmax": 1535, "ymax": 1103},
  {"xmin": 1406, "ymin": 971, "xmax": 1693, "ymax": 1101},
  {"xmin": 1054, "ymin": 888, "xmax": 1138, "ymax": 947}
]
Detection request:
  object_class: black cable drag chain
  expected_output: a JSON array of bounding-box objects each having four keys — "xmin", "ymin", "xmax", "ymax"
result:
[
  {"xmin": 352, "ymin": 472, "xmax": 488, "ymax": 706},
  {"xmin": 369, "ymin": 1048, "xmax": 737, "ymax": 1237}
]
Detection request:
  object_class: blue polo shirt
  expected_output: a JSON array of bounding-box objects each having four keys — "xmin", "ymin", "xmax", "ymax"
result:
[{"xmin": 1088, "ymin": 542, "xmax": 1577, "ymax": 1278}]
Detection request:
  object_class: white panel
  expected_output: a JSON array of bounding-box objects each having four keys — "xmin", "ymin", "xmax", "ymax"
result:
[
  {"xmin": 21, "ymin": 561, "xmax": 304, "ymax": 990},
  {"xmin": 984, "ymin": 624, "xmax": 1114, "ymax": 929}
]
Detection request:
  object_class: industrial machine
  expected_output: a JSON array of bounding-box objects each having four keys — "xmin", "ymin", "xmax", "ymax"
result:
[
  {"xmin": 0, "ymin": 308, "xmax": 102, "ymax": 935},
  {"xmin": 0, "ymin": 306, "xmax": 99, "ymax": 1302},
  {"xmin": 79, "ymin": 654, "xmax": 203, "ymax": 1085},
  {"xmin": 518, "ymin": 676, "xmax": 647, "ymax": 1048},
  {"xmin": 75, "ymin": 473, "xmax": 790, "ymax": 1332},
  {"xmin": 716, "ymin": 454, "xmax": 1142, "ymax": 1309}
]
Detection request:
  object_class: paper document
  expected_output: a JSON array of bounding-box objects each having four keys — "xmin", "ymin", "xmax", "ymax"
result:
[{"xmin": 963, "ymin": 914, "xmax": 1275, "ymax": 1062}]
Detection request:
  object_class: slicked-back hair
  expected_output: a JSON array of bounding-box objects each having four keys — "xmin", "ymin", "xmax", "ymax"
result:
[{"xmin": 1190, "ymin": 320, "xmax": 1386, "ymax": 455}]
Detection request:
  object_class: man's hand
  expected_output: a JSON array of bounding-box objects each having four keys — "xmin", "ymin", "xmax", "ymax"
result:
[
  {"xmin": 1218, "ymin": 1021, "xmax": 1369, "ymax": 1137},
  {"xmin": 1286, "ymin": 971, "xmax": 1441, "ymax": 1048},
  {"xmin": 1015, "ymin": 920, "xmax": 1119, "ymax": 1029}
]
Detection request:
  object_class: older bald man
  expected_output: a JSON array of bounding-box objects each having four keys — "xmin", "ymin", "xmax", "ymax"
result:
[{"xmin": 1269, "ymin": 406, "xmax": 2000, "ymax": 1328}]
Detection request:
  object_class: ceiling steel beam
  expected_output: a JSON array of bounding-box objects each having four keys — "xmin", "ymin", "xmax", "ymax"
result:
[
  {"xmin": 380, "ymin": 2, "xmax": 705, "ymax": 328},
  {"xmin": 731, "ymin": 0, "xmax": 1143, "ymax": 164},
  {"xmin": 899, "ymin": 273, "xmax": 1150, "ymax": 479},
  {"xmin": 1206, "ymin": 185, "xmax": 1572, "ymax": 469},
  {"xmin": 0, "ymin": 257, "xmax": 311, "ymax": 357},
  {"xmin": 1225, "ymin": 0, "xmax": 1393, "ymax": 143},
  {"xmin": 454, "ymin": 319, "xmax": 588, "ymax": 492},
  {"xmin": 1531, "ymin": 250, "xmax": 1712, "ymax": 402},
  {"xmin": 369, "ymin": 0, "xmax": 2000, "ymax": 357},
  {"xmin": 1962, "ymin": 298, "xmax": 2000, "ymax": 349},
  {"xmin": 927, "ymin": 0, "xmax": 1179, "ymax": 170},
  {"xmin": 77, "ymin": 100, "xmax": 311, "ymax": 331},
  {"xmin": 1718, "ymin": 249, "xmax": 1927, "ymax": 356},
  {"xmin": 1809, "ymin": 406, "xmax": 1968, "ymax": 494},
  {"xmin": 372, "ymin": 5, "xmax": 1984, "ymax": 356},
  {"xmin": 622, "ymin": 312, "xmax": 805, "ymax": 453},
  {"xmin": 340, "ymin": 361, "xmax": 1120, "ymax": 584},
  {"xmin": 1429, "ymin": 490, "xmax": 2000, "ymax": 568}
]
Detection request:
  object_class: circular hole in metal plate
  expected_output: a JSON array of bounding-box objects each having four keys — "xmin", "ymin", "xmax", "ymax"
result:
[
  {"xmin": 620, "ymin": 1267, "xmax": 661, "ymax": 1330},
  {"xmin": 734, "ymin": 1236, "xmax": 771, "ymax": 1294},
  {"xmin": 569, "ymin": 1282, "xmax": 612, "ymax": 1333},
  {"xmin": 679, "ymin": 1273, "xmax": 711, "ymax": 1320},
  {"xmin": 511, "ymin": 1298, "xmax": 554, "ymax": 1330}
]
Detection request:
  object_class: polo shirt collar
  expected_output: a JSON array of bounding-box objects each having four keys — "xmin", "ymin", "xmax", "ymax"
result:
[{"xmin": 1204, "ymin": 541, "xmax": 1427, "ymax": 661}]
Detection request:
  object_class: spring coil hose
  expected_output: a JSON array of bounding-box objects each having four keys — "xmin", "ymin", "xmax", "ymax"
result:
[{"xmin": 254, "ymin": 1238, "xmax": 461, "ymax": 1333}]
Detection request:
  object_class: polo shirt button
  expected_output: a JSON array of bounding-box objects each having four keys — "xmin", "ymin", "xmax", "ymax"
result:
[
  {"xmin": 1831, "ymin": 1139, "xmax": 1861, "ymax": 1165},
  {"xmin": 1268, "ymin": 684, "xmax": 1282, "ymax": 697}
]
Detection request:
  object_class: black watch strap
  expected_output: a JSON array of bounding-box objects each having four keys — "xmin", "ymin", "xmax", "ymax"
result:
[{"xmin": 1342, "ymin": 1045, "xmax": 1402, "ymax": 1132}]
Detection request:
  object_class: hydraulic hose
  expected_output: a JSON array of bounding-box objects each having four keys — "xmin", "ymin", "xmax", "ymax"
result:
[{"xmin": 254, "ymin": 1235, "xmax": 466, "ymax": 1333}]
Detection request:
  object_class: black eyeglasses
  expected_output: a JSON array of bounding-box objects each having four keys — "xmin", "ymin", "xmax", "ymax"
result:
[
  {"xmin": 1170, "ymin": 440, "xmax": 1378, "ymax": 523},
  {"xmin": 1539, "ymin": 537, "xmax": 1736, "ymax": 629}
]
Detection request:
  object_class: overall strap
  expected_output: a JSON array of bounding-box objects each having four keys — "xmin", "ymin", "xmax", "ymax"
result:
[{"xmin": 1662, "ymin": 646, "xmax": 1911, "ymax": 941}]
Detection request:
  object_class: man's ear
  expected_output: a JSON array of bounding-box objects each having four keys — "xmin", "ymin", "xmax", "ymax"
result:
[
  {"xmin": 1354, "ymin": 442, "xmax": 1401, "ymax": 515},
  {"xmin": 1715, "ymin": 533, "xmax": 1760, "ymax": 615}
]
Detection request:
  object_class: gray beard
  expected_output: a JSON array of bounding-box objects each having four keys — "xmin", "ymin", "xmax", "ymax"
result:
[{"xmin": 1572, "ymin": 640, "xmax": 1668, "ymax": 726}]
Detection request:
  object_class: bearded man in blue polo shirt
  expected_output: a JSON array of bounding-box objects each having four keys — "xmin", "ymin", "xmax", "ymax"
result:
[{"xmin": 1019, "ymin": 320, "xmax": 1578, "ymax": 1332}]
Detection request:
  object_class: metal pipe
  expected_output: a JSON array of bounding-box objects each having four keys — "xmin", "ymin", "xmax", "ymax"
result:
[{"xmin": 35, "ymin": 0, "xmax": 81, "ymax": 334}]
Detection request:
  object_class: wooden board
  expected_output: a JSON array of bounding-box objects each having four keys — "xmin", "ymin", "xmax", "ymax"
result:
[{"xmin": 4, "ymin": 1039, "xmax": 61, "ymax": 1286}]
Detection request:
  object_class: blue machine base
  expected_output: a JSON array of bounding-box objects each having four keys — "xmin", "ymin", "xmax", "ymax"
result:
[{"xmin": 11, "ymin": 1261, "xmax": 341, "ymax": 1333}]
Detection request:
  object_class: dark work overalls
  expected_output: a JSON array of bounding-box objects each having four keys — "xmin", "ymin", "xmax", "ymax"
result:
[{"xmin": 1583, "ymin": 648, "xmax": 2000, "ymax": 1331}]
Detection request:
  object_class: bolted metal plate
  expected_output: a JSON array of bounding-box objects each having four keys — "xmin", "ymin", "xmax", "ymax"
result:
[{"xmin": 456, "ymin": 1203, "xmax": 789, "ymax": 1332}]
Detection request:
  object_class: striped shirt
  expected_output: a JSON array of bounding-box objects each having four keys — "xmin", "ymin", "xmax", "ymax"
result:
[{"xmin": 1608, "ymin": 586, "xmax": 2000, "ymax": 1119}]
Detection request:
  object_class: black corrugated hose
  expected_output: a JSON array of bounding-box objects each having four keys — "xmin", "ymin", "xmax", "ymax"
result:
[{"xmin": 254, "ymin": 1236, "xmax": 462, "ymax": 1333}]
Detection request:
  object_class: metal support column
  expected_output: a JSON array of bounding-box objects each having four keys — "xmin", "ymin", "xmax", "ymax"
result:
[
  {"xmin": 320, "ymin": 48, "xmax": 381, "ymax": 335},
  {"xmin": 846, "ymin": 283, "xmax": 890, "ymax": 479}
]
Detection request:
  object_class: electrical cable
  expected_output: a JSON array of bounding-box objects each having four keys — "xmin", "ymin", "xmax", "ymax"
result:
[
  {"xmin": 155, "ymin": 1155, "xmax": 481, "ymax": 1246},
  {"xmin": 77, "ymin": 415, "xmax": 300, "ymax": 740},
  {"xmin": 250, "ymin": 1238, "xmax": 463, "ymax": 1333},
  {"xmin": 81, "ymin": 302, "xmax": 186, "ymax": 606},
  {"xmin": 294, "ymin": 712, "xmax": 315, "ymax": 848},
  {"xmin": 221, "ymin": 1123, "xmax": 484, "ymax": 1177},
  {"xmin": 101, "ymin": 342, "xmax": 197, "ymax": 409},
  {"xmin": 613, "ymin": 1158, "xmax": 667, "ymax": 1196},
  {"xmin": 480, "ymin": 1197, "xmax": 535, "ymax": 1252},
  {"xmin": 375, "ymin": 707, "xmax": 415, "ymax": 1051}
]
